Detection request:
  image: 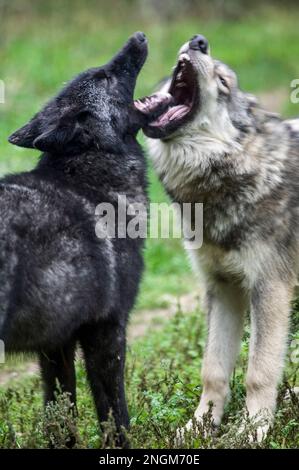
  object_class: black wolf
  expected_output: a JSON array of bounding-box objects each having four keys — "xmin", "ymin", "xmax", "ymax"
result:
[{"xmin": 0, "ymin": 32, "xmax": 153, "ymax": 447}]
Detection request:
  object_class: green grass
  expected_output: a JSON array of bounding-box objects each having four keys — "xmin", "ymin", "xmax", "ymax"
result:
[
  {"xmin": 0, "ymin": 4, "xmax": 299, "ymax": 449},
  {"xmin": 0, "ymin": 308, "xmax": 298, "ymax": 448}
]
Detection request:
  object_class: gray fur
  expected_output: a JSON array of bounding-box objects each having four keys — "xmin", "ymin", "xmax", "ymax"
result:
[{"xmin": 146, "ymin": 36, "xmax": 299, "ymax": 441}]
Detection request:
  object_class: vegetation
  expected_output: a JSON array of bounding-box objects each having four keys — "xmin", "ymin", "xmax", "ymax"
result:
[{"xmin": 0, "ymin": 308, "xmax": 298, "ymax": 448}]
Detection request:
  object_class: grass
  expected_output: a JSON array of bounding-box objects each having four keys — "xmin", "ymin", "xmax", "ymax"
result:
[
  {"xmin": 0, "ymin": 3, "xmax": 299, "ymax": 449},
  {"xmin": 0, "ymin": 308, "xmax": 298, "ymax": 448}
]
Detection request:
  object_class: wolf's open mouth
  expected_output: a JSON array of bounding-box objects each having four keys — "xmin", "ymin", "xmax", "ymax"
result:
[{"xmin": 134, "ymin": 55, "xmax": 198, "ymax": 138}]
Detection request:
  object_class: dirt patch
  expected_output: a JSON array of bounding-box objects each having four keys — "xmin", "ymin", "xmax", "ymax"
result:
[
  {"xmin": 128, "ymin": 292, "xmax": 200, "ymax": 341},
  {"xmin": 0, "ymin": 361, "xmax": 39, "ymax": 386}
]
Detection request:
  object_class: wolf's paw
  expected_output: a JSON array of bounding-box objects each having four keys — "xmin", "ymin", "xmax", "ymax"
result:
[
  {"xmin": 175, "ymin": 419, "xmax": 196, "ymax": 447},
  {"xmin": 238, "ymin": 422, "xmax": 269, "ymax": 443},
  {"xmin": 238, "ymin": 411, "xmax": 272, "ymax": 443},
  {"xmin": 284, "ymin": 386, "xmax": 299, "ymax": 400},
  {"xmin": 253, "ymin": 424, "xmax": 270, "ymax": 443},
  {"xmin": 175, "ymin": 416, "xmax": 217, "ymax": 447}
]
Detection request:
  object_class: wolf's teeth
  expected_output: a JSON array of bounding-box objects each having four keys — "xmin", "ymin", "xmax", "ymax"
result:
[
  {"xmin": 135, "ymin": 91, "xmax": 174, "ymax": 115},
  {"xmin": 155, "ymin": 92, "xmax": 172, "ymax": 99}
]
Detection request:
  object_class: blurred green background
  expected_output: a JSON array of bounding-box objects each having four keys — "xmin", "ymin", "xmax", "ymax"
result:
[{"xmin": 1, "ymin": 0, "xmax": 299, "ymax": 311}]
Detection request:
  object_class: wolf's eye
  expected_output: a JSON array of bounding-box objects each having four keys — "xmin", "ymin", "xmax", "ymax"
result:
[{"xmin": 218, "ymin": 75, "xmax": 229, "ymax": 94}]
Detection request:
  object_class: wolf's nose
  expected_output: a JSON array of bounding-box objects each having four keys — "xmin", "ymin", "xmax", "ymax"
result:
[
  {"xmin": 134, "ymin": 31, "xmax": 147, "ymax": 43},
  {"xmin": 189, "ymin": 35, "xmax": 209, "ymax": 54}
]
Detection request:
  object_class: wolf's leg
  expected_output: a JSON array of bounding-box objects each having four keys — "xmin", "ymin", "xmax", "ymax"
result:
[
  {"xmin": 39, "ymin": 340, "xmax": 77, "ymax": 407},
  {"xmin": 178, "ymin": 281, "xmax": 246, "ymax": 440},
  {"xmin": 39, "ymin": 340, "xmax": 77, "ymax": 447},
  {"xmin": 245, "ymin": 279, "xmax": 292, "ymax": 441},
  {"xmin": 80, "ymin": 319, "xmax": 129, "ymax": 448},
  {"xmin": 196, "ymin": 282, "xmax": 246, "ymax": 424}
]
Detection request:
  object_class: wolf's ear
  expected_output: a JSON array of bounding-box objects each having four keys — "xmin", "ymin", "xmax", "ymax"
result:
[
  {"xmin": 8, "ymin": 114, "xmax": 41, "ymax": 149},
  {"xmin": 229, "ymin": 90, "xmax": 255, "ymax": 132},
  {"xmin": 8, "ymin": 110, "xmax": 89, "ymax": 153},
  {"xmin": 32, "ymin": 119, "xmax": 79, "ymax": 152}
]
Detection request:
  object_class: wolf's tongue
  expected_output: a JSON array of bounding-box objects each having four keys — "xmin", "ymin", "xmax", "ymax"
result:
[
  {"xmin": 168, "ymin": 105, "xmax": 189, "ymax": 121},
  {"xmin": 151, "ymin": 104, "xmax": 189, "ymax": 126}
]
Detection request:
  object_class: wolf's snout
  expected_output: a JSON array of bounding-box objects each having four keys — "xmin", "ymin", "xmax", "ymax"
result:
[
  {"xmin": 133, "ymin": 31, "xmax": 147, "ymax": 43},
  {"xmin": 189, "ymin": 34, "xmax": 209, "ymax": 54},
  {"xmin": 107, "ymin": 32, "xmax": 148, "ymax": 87}
]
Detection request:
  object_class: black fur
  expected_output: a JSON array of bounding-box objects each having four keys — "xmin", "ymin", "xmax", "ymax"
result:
[{"xmin": 0, "ymin": 32, "xmax": 150, "ymax": 447}]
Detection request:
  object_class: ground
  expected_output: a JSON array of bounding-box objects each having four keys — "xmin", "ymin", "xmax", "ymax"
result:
[{"xmin": 0, "ymin": 5, "xmax": 298, "ymax": 449}]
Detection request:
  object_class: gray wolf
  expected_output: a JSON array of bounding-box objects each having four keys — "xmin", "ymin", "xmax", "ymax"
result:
[
  {"xmin": 0, "ymin": 32, "xmax": 154, "ymax": 447},
  {"xmin": 136, "ymin": 34, "xmax": 299, "ymax": 441}
]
